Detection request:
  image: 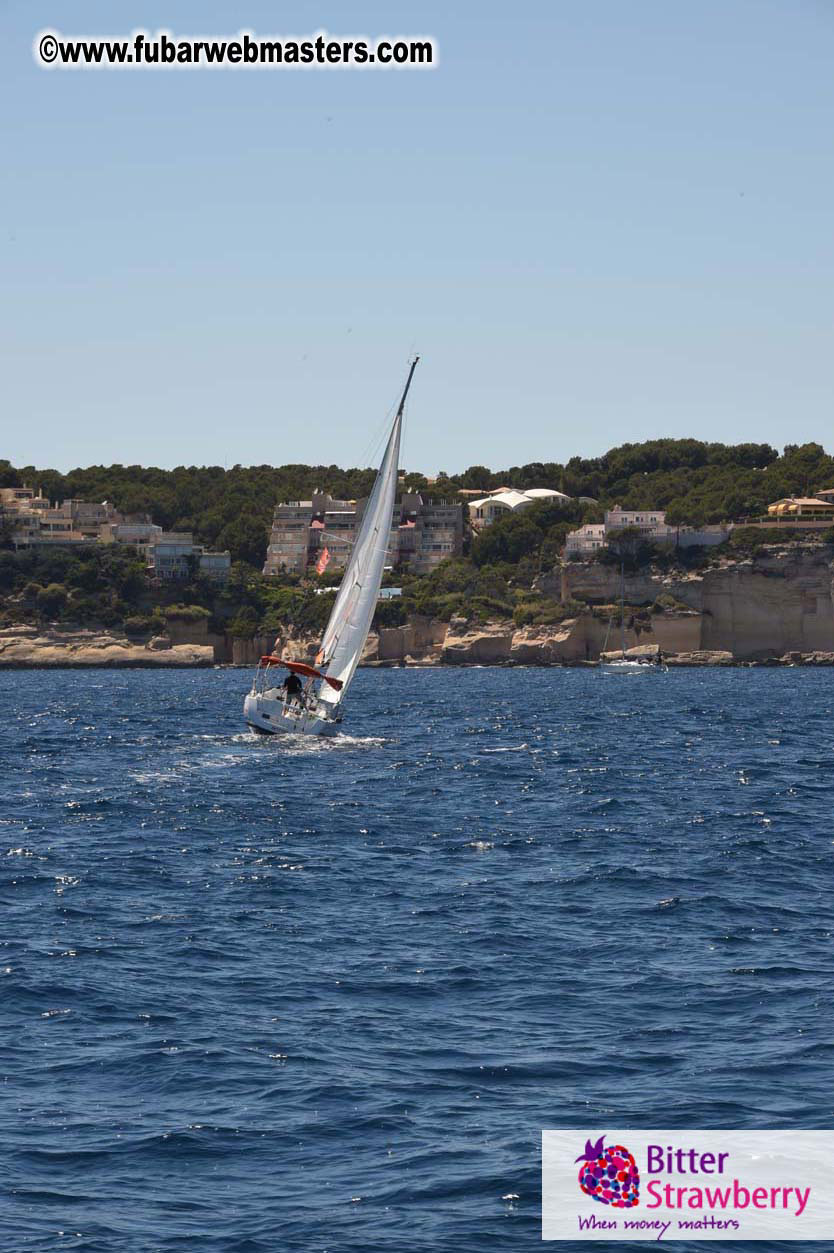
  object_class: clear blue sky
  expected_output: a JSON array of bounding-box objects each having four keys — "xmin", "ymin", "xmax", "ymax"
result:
[{"xmin": 2, "ymin": 0, "xmax": 833, "ymax": 475}]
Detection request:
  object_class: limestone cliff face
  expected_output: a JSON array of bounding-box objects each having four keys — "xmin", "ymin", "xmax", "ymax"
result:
[
  {"xmin": 583, "ymin": 610, "xmax": 702, "ymax": 658},
  {"xmin": 0, "ymin": 625, "xmax": 214, "ymax": 667},
  {"xmin": 700, "ymin": 553, "xmax": 834, "ymax": 659},
  {"xmin": 541, "ymin": 563, "xmax": 705, "ymax": 611},
  {"xmin": 509, "ymin": 621, "xmax": 586, "ymax": 664},
  {"xmin": 232, "ymin": 633, "xmax": 300, "ymax": 666},
  {"xmin": 375, "ymin": 615, "xmax": 447, "ymax": 663},
  {"xmin": 441, "ymin": 618, "xmax": 515, "ymax": 664},
  {"xmin": 557, "ymin": 547, "xmax": 834, "ymax": 661},
  {"xmin": 251, "ymin": 609, "xmax": 711, "ymax": 667},
  {"xmin": 164, "ymin": 617, "xmax": 226, "ymax": 656},
  {"xmin": 10, "ymin": 549, "xmax": 830, "ymax": 668}
]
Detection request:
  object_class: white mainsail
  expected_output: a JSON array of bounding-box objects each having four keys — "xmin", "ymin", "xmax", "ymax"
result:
[{"xmin": 317, "ymin": 357, "xmax": 419, "ymax": 713}]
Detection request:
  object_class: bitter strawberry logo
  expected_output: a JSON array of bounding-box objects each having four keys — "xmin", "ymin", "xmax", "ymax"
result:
[{"xmin": 576, "ymin": 1135, "xmax": 640, "ymax": 1208}]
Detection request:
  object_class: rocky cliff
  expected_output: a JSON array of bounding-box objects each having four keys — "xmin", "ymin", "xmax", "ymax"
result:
[
  {"xmin": 555, "ymin": 545, "xmax": 834, "ymax": 661},
  {"xmin": 0, "ymin": 625, "xmax": 215, "ymax": 667},
  {"xmin": 5, "ymin": 547, "xmax": 832, "ymax": 668}
]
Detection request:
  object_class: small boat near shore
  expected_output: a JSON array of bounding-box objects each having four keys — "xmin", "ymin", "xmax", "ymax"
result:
[
  {"xmin": 243, "ymin": 357, "xmax": 420, "ymax": 737},
  {"xmin": 599, "ymin": 557, "xmax": 666, "ymax": 670}
]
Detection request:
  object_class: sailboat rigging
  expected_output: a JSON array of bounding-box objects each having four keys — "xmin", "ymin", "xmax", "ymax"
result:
[
  {"xmin": 601, "ymin": 557, "xmax": 662, "ymax": 670},
  {"xmin": 243, "ymin": 357, "xmax": 419, "ymax": 736}
]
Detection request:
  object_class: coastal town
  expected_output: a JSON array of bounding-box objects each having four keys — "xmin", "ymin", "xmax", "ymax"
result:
[
  {"xmin": 3, "ymin": 438, "xmax": 834, "ymax": 674},
  {"xmin": 4, "ymin": 473, "xmax": 834, "ymax": 579},
  {"xmin": 0, "ymin": 484, "xmax": 233, "ymax": 582}
]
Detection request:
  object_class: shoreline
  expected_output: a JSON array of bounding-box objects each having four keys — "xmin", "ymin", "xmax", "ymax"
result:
[{"xmin": 3, "ymin": 654, "xmax": 834, "ymax": 671}]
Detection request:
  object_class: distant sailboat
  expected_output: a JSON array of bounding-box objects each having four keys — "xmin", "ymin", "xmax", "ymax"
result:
[
  {"xmin": 243, "ymin": 357, "xmax": 419, "ymax": 736},
  {"xmin": 602, "ymin": 558, "xmax": 660, "ymax": 670},
  {"xmin": 605, "ymin": 559, "xmax": 642, "ymax": 667}
]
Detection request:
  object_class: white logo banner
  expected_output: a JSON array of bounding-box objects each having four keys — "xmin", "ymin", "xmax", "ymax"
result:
[{"xmin": 542, "ymin": 1130, "xmax": 834, "ymax": 1241}]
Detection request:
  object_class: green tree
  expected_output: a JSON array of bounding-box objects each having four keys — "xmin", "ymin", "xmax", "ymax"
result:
[
  {"xmin": 228, "ymin": 606, "xmax": 260, "ymax": 639},
  {"xmin": 36, "ymin": 582, "xmax": 68, "ymax": 617},
  {"xmin": 216, "ymin": 516, "xmax": 269, "ymax": 569}
]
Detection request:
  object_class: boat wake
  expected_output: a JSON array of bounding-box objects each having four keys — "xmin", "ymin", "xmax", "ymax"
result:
[{"xmin": 250, "ymin": 730, "xmax": 387, "ymax": 754}]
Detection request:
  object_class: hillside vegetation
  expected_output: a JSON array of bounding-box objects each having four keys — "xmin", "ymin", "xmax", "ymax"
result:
[
  {"xmin": 3, "ymin": 439, "xmax": 834, "ymax": 567},
  {"xmin": 448, "ymin": 439, "xmax": 834, "ymax": 526},
  {"xmin": 2, "ymin": 440, "xmax": 833, "ymax": 640}
]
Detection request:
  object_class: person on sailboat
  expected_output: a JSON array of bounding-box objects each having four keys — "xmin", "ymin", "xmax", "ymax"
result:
[{"xmin": 281, "ymin": 671, "xmax": 304, "ymax": 708}]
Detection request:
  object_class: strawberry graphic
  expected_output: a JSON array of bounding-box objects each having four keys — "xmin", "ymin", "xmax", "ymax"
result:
[{"xmin": 576, "ymin": 1135, "xmax": 639, "ymax": 1208}]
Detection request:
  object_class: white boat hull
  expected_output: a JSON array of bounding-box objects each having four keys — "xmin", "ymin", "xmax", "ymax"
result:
[{"xmin": 243, "ymin": 691, "xmax": 339, "ymax": 737}]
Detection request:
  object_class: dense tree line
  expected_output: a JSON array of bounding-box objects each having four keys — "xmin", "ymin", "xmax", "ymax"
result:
[
  {"xmin": 4, "ymin": 439, "xmax": 833, "ymax": 570},
  {"xmin": 2, "ymin": 439, "xmax": 834, "ymax": 636},
  {"xmin": 2, "ymin": 503, "xmax": 831, "ymax": 639},
  {"xmin": 0, "ymin": 459, "xmax": 381, "ymax": 569},
  {"xmin": 447, "ymin": 440, "xmax": 834, "ymax": 526},
  {"xmin": 0, "ymin": 544, "xmax": 150, "ymax": 628}
]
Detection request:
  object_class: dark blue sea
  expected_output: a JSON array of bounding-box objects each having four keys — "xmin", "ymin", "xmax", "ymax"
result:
[{"xmin": 2, "ymin": 666, "xmax": 833, "ymax": 1252}]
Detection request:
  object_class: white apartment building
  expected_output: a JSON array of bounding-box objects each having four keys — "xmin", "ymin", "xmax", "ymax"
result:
[
  {"xmin": 565, "ymin": 507, "xmax": 675, "ymax": 560},
  {"xmin": 468, "ymin": 487, "xmax": 572, "ymax": 531},
  {"xmin": 1, "ymin": 486, "xmax": 230, "ymax": 579},
  {"xmin": 564, "ymin": 523, "xmax": 606, "ymax": 558},
  {"xmin": 565, "ymin": 506, "xmax": 734, "ymax": 559},
  {"xmin": 603, "ymin": 506, "xmax": 677, "ymax": 541},
  {"xmin": 1, "ymin": 488, "xmax": 123, "ymax": 548}
]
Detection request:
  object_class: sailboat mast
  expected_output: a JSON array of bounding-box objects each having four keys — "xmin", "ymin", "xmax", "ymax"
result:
[
  {"xmin": 315, "ymin": 356, "xmax": 420, "ymax": 709},
  {"xmin": 397, "ymin": 355, "xmax": 420, "ymax": 420},
  {"xmin": 620, "ymin": 559, "xmax": 625, "ymax": 659}
]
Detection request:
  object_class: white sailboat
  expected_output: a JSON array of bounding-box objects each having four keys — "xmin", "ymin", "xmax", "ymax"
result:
[
  {"xmin": 602, "ymin": 558, "xmax": 649, "ymax": 669},
  {"xmin": 243, "ymin": 357, "xmax": 419, "ymax": 737}
]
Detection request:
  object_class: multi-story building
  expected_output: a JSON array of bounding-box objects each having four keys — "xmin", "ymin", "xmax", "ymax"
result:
[
  {"xmin": 264, "ymin": 492, "xmax": 464, "ymax": 577},
  {"xmin": 397, "ymin": 494, "xmax": 463, "ymax": 571},
  {"xmin": 150, "ymin": 533, "xmax": 196, "ymax": 580},
  {"xmin": 266, "ymin": 499, "xmax": 321, "ymax": 574},
  {"xmin": 603, "ymin": 506, "xmax": 677, "ymax": 542},
  {"xmin": 2, "ymin": 486, "xmax": 230, "ymax": 580},
  {"xmin": 564, "ymin": 523, "xmax": 606, "ymax": 558},
  {"xmin": 0, "ymin": 485, "xmax": 46, "ymax": 512},
  {"xmin": 565, "ymin": 507, "xmax": 672, "ymax": 561},
  {"xmin": 1, "ymin": 488, "xmax": 122, "ymax": 547},
  {"xmin": 34, "ymin": 502, "xmax": 76, "ymax": 540},
  {"xmin": 198, "ymin": 550, "xmax": 232, "ymax": 581},
  {"xmin": 3, "ymin": 499, "xmax": 90, "ymax": 548},
  {"xmin": 1, "ymin": 485, "xmax": 47, "ymax": 543},
  {"xmin": 100, "ymin": 521, "xmax": 164, "ymax": 558},
  {"xmin": 565, "ymin": 508, "xmax": 734, "ymax": 560},
  {"xmin": 146, "ymin": 533, "xmax": 231, "ymax": 582},
  {"xmin": 1, "ymin": 486, "xmax": 43, "ymax": 544},
  {"xmin": 65, "ymin": 499, "xmax": 120, "ymax": 538}
]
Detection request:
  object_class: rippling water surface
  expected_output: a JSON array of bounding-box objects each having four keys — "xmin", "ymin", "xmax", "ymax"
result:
[{"xmin": 2, "ymin": 666, "xmax": 833, "ymax": 1252}]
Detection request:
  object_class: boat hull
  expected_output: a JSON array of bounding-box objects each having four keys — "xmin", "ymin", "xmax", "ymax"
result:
[{"xmin": 243, "ymin": 692, "xmax": 338, "ymax": 737}]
